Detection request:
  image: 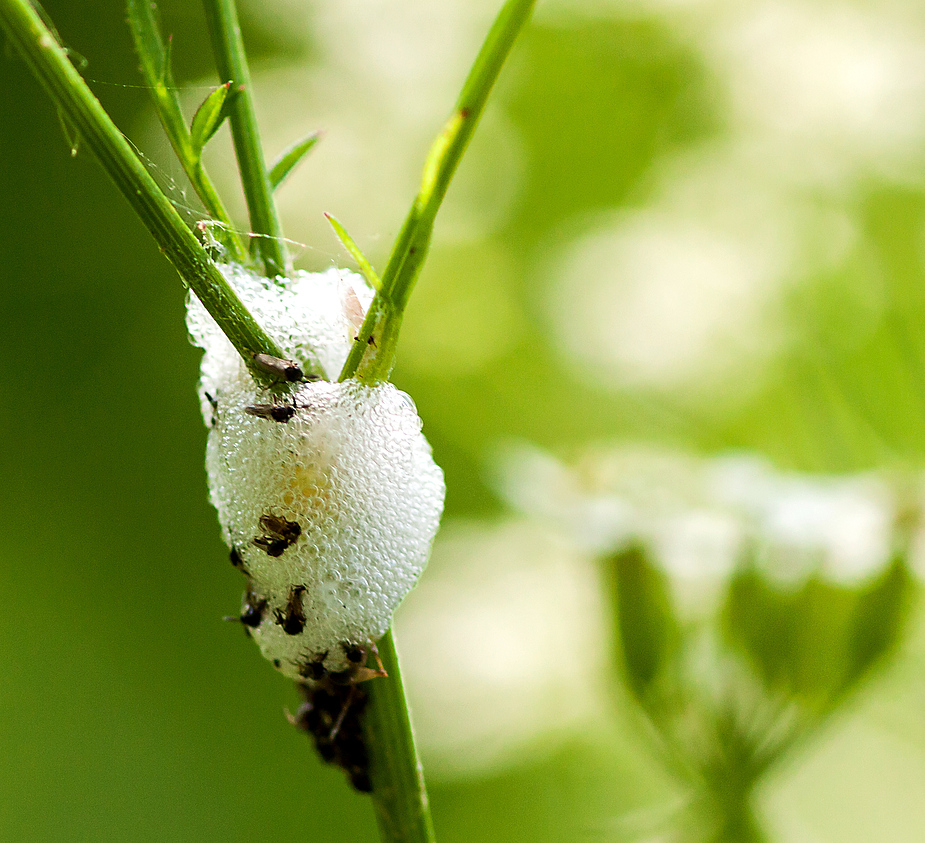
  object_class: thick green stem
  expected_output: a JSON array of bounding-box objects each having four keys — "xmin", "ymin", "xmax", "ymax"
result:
[
  {"xmin": 0, "ymin": 0, "xmax": 282, "ymax": 385},
  {"xmin": 202, "ymin": 0, "xmax": 288, "ymax": 278},
  {"xmin": 364, "ymin": 630, "xmax": 436, "ymax": 843},
  {"xmin": 339, "ymin": 0, "xmax": 536, "ymax": 383}
]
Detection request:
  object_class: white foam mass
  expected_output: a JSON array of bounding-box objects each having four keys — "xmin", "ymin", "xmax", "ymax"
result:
[
  {"xmin": 187, "ymin": 264, "xmax": 445, "ymax": 679},
  {"xmin": 187, "ymin": 262, "xmax": 376, "ymax": 390}
]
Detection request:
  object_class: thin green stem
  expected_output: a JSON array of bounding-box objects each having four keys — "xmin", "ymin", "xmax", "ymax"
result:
[
  {"xmin": 0, "ymin": 0, "xmax": 282, "ymax": 386},
  {"xmin": 339, "ymin": 0, "xmax": 536, "ymax": 383},
  {"xmin": 126, "ymin": 0, "xmax": 247, "ymax": 262},
  {"xmin": 364, "ymin": 630, "xmax": 435, "ymax": 843},
  {"xmin": 349, "ymin": 9, "xmax": 537, "ymax": 826},
  {"xmin": 202, "ymin": 0, "xmax": 288, "ymax": 278}
]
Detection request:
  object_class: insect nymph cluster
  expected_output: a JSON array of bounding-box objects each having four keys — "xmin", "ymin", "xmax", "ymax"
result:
[{"xmin": 187, "ymin": 264, "xmax": 445, "ymax": 688}]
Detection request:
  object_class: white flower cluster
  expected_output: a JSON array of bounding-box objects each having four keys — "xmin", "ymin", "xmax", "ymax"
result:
[
  {"xmin": 187, "ymin": 265, "xmax": 445, "ymax": 679},
  {"xmin": 495, "ymin": 442, "xmax": 899, "ymax": 608}
]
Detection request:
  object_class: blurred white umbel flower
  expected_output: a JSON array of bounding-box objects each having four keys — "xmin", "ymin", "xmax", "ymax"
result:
[
  {"xmin": 187, "ymin": 265, "xmax": 445, "ymax": 679},
  {"xmin": 709, "ymin": 455, "xmax": 896, "ymax": 587},
  {"xmin": 496, "ymin": 442, "xmax": 897, "ymax": 600}
]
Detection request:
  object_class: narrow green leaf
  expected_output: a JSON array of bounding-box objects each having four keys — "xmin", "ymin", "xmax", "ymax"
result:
[
  {"xmin": 57, "ymin": 107, "xmax": 81, "ymax": 156},
  {"xmin": 269, "ymin": 131, "xmax": 321, "ymax": 190},
  {"xmin": 190, "ymin": 81, "xmax": 233, "ymax": 160},
  {"xmin": 325, "ymin": 213, "xmax": 381, "ymax": 292},
  {"xmin": 126, "ymin": 0, "xmax": 177, "ymax": 108},
  {"xmin": 607, "ymin": 544, "xmax": 682, "ymax": 706},
  {"xmin": 843, "ymin": 557, "xmax": 913, "ymax": 693},
  {"xmin": 159, "ymin": 31, "xmax": 173, "ymax": 84}
]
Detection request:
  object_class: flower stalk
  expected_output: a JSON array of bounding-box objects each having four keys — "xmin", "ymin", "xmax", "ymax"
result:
[{"xmin": 364, "ymin": 631, "xmax": 436, "ymax": 843}]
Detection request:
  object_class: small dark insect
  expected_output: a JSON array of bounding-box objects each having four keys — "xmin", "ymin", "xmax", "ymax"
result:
[
  {"xmin": 252, "ymin": 353, "xmax": 305, "ymax": 383},
  {"xmin": 241, "ymin": 593, "xmax": 268, "ymax": 628},
  {"xmin": 245, "ymin": 403, "xmax": 297, "ymax": 423},
  {"xmin": 253, "ymin": 514, "xmax": 301, "ymax": 556},
  {"xmin": 297, "ymin": 642, "xmax": 387, "ymax": 687},
  {"xmin": 330, "ymin": 641, "xmax": 388, "ymax": 685},
  {"xmin": 253, "ymin": 536, "xmax": 288, "ymax": 557},
  {"xmin": 229, "ymin": 547, "xmax": 246, "ymax": 571},
  {"xmin": 259, "ymin": 514, "xmax": 301, "ymax": 543},
  {"xmin": 298, "ymin": 659, "xmax": 327, "ymax": 682},
  {"xmin": 204, "ymin": 391, "xmax": 219, "ymax": 427},
  {"xmin": 275, "ymin": 585, "xmax": 307, "ymax": 635}
]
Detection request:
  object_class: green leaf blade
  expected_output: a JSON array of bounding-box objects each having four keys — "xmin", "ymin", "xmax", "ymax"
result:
[
  {"xmin": 325, "ymin": 213, "xmax": 381, "ymax": 292},
  {"xmin": 843, "ymin": 557, "xmax": 914, "ymax": 693},
  {"xmin": 189, "ymin": 81, "xmax": 233, "ymax": 161},
  {"xmin": 126, "ymin": 0, "xmax": 189, "ymax": 153},
  {"xmin": 607, "ymin": 544, "xmax": 682, "ymax": 707},
  {"xmin": 269, "ymin": 131, "xmax": 321, "ymax": 190}
]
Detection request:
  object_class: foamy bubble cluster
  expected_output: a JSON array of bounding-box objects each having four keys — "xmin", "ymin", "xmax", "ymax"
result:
[
  {"xmin": 187, "ymin": 262, "xmax": 376, "ymax": 394},
  {"xmin": 187, "ymin": 265, "xmax": 445, "ymax": 679}
]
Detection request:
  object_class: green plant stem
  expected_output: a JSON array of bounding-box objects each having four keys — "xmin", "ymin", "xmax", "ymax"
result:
[
  {"xmin": 347, "ymin": 9, "xmax": 536, "ymax": 835},
  {"xmin": 0, "ymin": 0, "xmax": 283, "ymax": 386},
  {"xmin": 202, "ymin": 0, "xmax": 288, "ymax": 278},
  {"xmin": 126, "ymin": 0, "xmax": 247, "ymax": 263},
  {"xmin": 339, "ymin": 0, "xmax": 536, "ymax": 383},
  {"xmin": 351, "ymin": 9, "xmax": 537, "ymax": 833},
  {"xmin": 364, "ymin": 630, "xmax": 435, "ymax": 843},
  {"xmin": 704, "ymin": 798, "xmax": 769, "ymax": 843}
]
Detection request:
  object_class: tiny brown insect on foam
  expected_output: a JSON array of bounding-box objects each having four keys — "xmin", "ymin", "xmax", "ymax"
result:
[
  {"xmin": 245, "ymin": 403, "xmax": 297, "ymax": 423},
  {"xmin": 240, "ymin": 590, "xmax": 268, "ymax": 629},
  {"xmin": 252, "ymin": 513, "xmax": 302, "ymax": 557},
  {"xmin": 275, "ymin": 585, "xmax": 308, "ymax": 635},
  {"xmin": 252, "ymin": 353, "xmax": 305, "ymax": 383}
]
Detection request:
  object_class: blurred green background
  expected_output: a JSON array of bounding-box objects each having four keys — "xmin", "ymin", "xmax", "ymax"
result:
[{"xmin": 5, "ymin": 0, "xmax": 925, "ymax": 840}]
